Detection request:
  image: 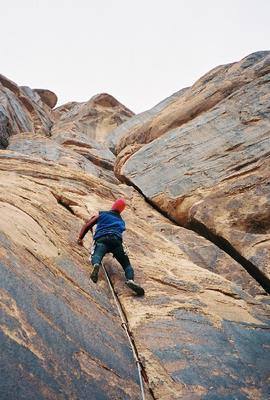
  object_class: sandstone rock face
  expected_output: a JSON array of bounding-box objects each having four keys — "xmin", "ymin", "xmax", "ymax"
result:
[
  {"xmin": 0, "ymin": 154, "xmax": 144, "ymax": 399},
  {"xmin": 0, "ymin": 152, "xmax": 269, "ymax": 399},
  {"xmin": 116, "ymin": 51, "xmax": 270, "ymax": 293},
  {"xmin": 52, "ymin": 93, "xmax": 134, "ymax": 145},
  {"xmin": 0, "ymin": 75, "xmax": 53, "ymax": 147},
  {"xmin": 34, "ymin": 89, "xmax": 58, "ymax": 108},
  {"xmin": 1, "ymin": 53, "xmax": 270, "ymax": 400},
  {"xmin": 115, "ymin": 51, "xmax": 270, "ymax": 156}
]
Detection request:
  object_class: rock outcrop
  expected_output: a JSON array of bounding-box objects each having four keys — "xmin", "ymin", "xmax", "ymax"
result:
[
  {"xmin": 115, "ymin": 51, "xmax": 270, "ymax": 294},
  {"xmin": 34, "ymin": 89, "xmax": 58, "ymax": 109},
  {"xmin": 0, "ymin": 75, "xmax": 53, "ymax": 147},
  {"xmin": 1, "ymin": 52, "xmax": 270, "ymax": 400},
  {"xmin": 52, "ymin": 130, "xmax": 116, "ymax": 175},
  {"xmin": 49, "ymin": 93, "xmax": 135, "ymax": 183},
  {"xmin": 52, "ymin": 93, "xmax": 134, "ymax": 145},
  {"xmin": 149, "ymin": 220, "xmax": 265, "ymax": 297}
]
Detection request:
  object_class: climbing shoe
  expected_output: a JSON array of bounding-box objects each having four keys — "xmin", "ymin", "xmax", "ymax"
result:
[
  {"xmin": 125, "ymin": 280, "xmax": 145, "ymax": 296},
  {"xmin": 90, "ymin": 264, "xmax": 100, "ymax": 283}
]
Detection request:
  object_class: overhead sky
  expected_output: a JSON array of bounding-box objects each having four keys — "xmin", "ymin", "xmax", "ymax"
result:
[{"xmin": 1, "ymin": 0, "xmax": 269, "ymax": 112}]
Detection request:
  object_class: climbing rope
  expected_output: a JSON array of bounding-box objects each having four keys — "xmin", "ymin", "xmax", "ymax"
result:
[{"xmin": 101, "ymin": 262, "xmax": 146, "ymax": 400}]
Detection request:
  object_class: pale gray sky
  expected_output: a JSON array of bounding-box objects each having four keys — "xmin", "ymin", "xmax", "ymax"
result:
[{"xmin": 1, "ymin": 0, "xmax": 269, "ymax": 112}]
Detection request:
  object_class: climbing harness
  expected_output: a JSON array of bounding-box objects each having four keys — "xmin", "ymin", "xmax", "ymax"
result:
[{"xmin": 101, "ymin": 262, "xmax": 146, "ymax": 400}]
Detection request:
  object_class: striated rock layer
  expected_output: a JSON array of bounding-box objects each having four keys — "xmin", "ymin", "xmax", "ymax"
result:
[
  {"xmin": 50, "ymin": 93, "xmax": 136, "ymax": 184},
  {"xmin": 106, "ymin": 88, "xmax": 188, "ymax": 153}
]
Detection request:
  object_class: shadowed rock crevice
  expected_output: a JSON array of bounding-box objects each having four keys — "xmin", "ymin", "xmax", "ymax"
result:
[
  {"xmin": 51, "ymin": 191, "xmax": 76, "ymax": 216},
  {"xmin": 189, "ymin": 219, "xmax": 270, "ymax": 294}
]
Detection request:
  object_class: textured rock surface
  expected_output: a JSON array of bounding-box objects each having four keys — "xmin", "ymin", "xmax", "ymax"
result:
[
  {"xmin": 49, "ymin": 93, "xmax": 134, "ymax": 184},
  {"xmin": 0, "ymin": 75, "xmax": 53, "ymax": 147},
  {"xmin": 116, "ymin": 51, "xmax": 270, "ymax": 292},
  {"xmin": 52, "ymin": 93, "xmax": 134, "ymax": 145},
  {"xmin": 1, "ymin": 84, "xmax": 133, "ymax": 183}
]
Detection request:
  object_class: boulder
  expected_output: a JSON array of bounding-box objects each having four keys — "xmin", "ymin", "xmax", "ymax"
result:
[{"xmin": 34, "ymin": 89, "xmax": 58, "ymax": 108}]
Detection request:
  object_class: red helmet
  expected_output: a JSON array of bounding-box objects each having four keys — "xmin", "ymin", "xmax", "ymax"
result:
[{"xmin": 111, "ymin": 198, "xmax": 126, "ymax": 213}]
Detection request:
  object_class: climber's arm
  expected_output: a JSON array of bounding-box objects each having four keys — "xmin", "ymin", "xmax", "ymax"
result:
[{"xmin": 77, "ymin": 215, "xmax": 98, "ymax": 245}]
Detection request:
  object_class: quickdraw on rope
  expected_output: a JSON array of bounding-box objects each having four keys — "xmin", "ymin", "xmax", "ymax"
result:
[{"xmin": 101, "ymin": 262, "xmax": 146, "ymax": 400}]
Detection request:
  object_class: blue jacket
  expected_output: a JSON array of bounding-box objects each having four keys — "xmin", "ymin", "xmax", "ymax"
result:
[{"xmin": 93, "ymin": 211, "xmax": 126, "ymax": 240}]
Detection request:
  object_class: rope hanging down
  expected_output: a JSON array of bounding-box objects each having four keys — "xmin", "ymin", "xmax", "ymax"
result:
[{"xmin": 101, "ymin": 263, "xmax": 146, "ymax": 400}]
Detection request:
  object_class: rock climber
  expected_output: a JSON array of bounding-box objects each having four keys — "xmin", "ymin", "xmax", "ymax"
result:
[{"xmin": 77, "ymin": 198, "xmax": 144, "ymax": 296}]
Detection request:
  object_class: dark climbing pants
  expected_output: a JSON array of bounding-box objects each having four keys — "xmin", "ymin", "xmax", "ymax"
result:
[{"xmin": 91, "ymin": 235, "xmax": 134, "ymax": 280}]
